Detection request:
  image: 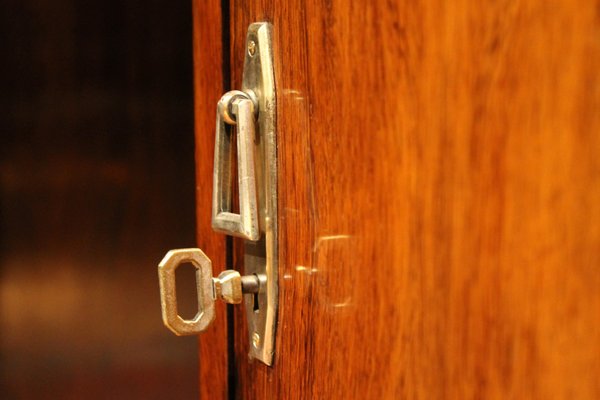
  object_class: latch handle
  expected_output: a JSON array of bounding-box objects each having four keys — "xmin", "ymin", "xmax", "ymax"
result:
[
  {"xmin": 158, "ymin": 22, "xmax": 277, "ymax": 366},
  {"xmin": 211, "ymin": 90, "xmax": 260, "ymax": 241}
]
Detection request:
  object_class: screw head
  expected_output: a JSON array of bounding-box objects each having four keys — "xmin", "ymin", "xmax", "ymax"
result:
[
  {"xmin": 252, "ymin": 332, "xmax": 261, "ymax": 348},
  {"xmin": 247, "ymin": 40, "xmax": 256, "ymax": 57}
]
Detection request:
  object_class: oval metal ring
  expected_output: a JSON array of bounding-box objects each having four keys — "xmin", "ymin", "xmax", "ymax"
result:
[{"xmin": 158, "ymin": 248, "xmax": 215, "ymax": 335}]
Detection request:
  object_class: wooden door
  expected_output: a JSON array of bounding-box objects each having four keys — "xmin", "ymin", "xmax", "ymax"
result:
[{"xmin": 193, "ymin": 0, "xmax": 600, "ymax": 398}]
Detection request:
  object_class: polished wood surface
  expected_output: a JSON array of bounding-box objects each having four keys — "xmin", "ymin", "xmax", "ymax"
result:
[
  {"xmin": 197, "ymin": 0, "xmax": 600, "ymax": 398},
  {"xmin": 192, "ymin": 0, "xmax": 229, "ymax": 398}
]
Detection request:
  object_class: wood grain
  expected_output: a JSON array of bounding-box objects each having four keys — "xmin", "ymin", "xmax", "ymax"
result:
[
  {"xmin": 201, "ymin": 0, "xmax": 600, "ymax": 398},
  {"xmin": 193, "ymin": 0, "xmax": 228, "ymax": 398}
]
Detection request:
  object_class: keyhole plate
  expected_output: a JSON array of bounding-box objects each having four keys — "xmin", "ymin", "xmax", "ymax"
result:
[{"xmin": 240, "ymin": 22, "xmax": 277, "ymax": 366}]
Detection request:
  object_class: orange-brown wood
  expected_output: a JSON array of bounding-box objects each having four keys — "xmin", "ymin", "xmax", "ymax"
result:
[
  {"xmin": 216, "ymin": 0, "xmax": 600, "ymax": 398},
  {"xmin": 193, "ymin": 1, "xmax": 228, "ymax": 398}
]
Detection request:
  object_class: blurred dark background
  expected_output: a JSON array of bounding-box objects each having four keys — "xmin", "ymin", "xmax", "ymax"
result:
[{"xmin": 0, "ymin": 0, "xmax": 199, "ymax": 398}]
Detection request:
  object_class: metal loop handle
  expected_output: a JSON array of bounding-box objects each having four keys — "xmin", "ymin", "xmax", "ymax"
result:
[
  {"xmin": 211, "ymin": 90, "xmax": 260, "ymax": 241},
  {"xmin": 158, "ymin": 248, "xmax": 215, "ymax": 336}
]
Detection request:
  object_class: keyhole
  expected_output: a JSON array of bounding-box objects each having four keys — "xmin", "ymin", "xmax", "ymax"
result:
[{"xmin": 253, "ymin": 292, "xmax": 260, "ymax": 312}]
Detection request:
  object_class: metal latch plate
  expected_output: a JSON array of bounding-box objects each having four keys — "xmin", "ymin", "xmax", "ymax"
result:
[{"xmin": 240, "ymin": 22, "xmax": 277, "ymax": 366}]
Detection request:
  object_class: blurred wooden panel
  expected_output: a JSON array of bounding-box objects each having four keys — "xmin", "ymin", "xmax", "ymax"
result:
[
  {"xmin": 0, "ymin": 0, "xmax": 198, "ymax": 398},
  {"xmin": 220, "ymin": 0, "xmax": 600, "ymax": 399},
  {"xmin": 192, "ymin": 0, "xmax": 229, "ymax": 399}
]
